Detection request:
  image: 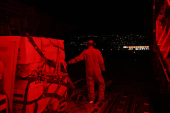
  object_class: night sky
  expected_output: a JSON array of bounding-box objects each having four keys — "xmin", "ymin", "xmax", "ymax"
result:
[{"xmin": 26, "ymin": 0, "xmax": 153, "ymax": 36}]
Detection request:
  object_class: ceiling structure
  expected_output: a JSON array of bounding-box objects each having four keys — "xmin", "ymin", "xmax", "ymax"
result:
[{"xmin": 24, "ymin": 0, "xmax": 153, "ymax": 36}]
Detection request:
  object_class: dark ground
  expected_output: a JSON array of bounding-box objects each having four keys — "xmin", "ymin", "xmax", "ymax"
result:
[{"xmin": 66, "ymin": 50, "xmax": 162, "ymax": 112}]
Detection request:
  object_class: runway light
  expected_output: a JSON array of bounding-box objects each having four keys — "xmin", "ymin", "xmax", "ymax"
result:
[{"xmin": 102, "ymin": 49, "xmax": 103, "ymax": 50}]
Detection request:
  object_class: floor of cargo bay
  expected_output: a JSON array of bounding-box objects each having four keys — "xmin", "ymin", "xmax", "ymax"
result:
[{"xmin": 66, "ymin": 52, "xmax": 162, "ymax": 112}]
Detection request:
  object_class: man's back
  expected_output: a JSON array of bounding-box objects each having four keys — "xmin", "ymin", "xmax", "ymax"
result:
[
  {"xmin": 67, "ymin": 42, "xmax": 105, "ymax": 102},
  {"xmin": 84, "ymin": 48, "xmax": 105, "ymax": 71},
  {"xmin": 67, "ymin": 46, "xmax": 105, "ymax": 71}
]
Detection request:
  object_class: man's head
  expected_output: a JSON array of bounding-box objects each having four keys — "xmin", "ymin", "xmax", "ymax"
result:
[{"xmin": 86, "ymin": 40, "xmax": 96, "ymax": 47}]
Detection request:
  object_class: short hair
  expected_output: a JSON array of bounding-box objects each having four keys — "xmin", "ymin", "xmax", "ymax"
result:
[{"xmin": 87, "ymin": 40, "xmax": 94, "ymax": 46}]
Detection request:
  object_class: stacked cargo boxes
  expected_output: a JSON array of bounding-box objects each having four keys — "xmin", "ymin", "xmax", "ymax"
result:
[
  {"xmin": 17, "ymin": 37, "xmax": 44, "ymax": 77},
  {"xmin": 45, "ymin": 77, "xmax": 68, "ymax": 112},
  {"xmin": 14, "ymin": 36, "xmax": 44, "ymax": 113},
  {"xmin": 41, "ymin": 38, "xmax": 65, "ymax": 73},
  {"xmin": 41, "ymin": 37, "xmax": 67, "ymax": 112},
  {"xmin": 13, "ymin": 36, "xmax": 68, "ymax": 113},
  {"xmin": 13, "ymin": 80, "xmax": 44, "ymax": 113}
]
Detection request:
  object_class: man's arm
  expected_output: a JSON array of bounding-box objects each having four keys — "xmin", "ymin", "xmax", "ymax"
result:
[
  {"xmin": 68, "ymin": 51, "xmax": 85, "ymax": 64},
  {"xmin": 98, "ymin": 50, "xmax": 105, "ymax": 71}
]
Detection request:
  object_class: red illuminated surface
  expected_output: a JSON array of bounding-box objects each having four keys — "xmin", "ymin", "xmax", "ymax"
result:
[
  {"xmin": 167, "ymin": 0, "xmax": 170, "ymax": 6},
  {"xmin": 0, "ymin": 36, "xmax": 21, "ymax": 113},
  {"xmin": 0, "ymin": 36, "xmax": 69, "ymax": 113},
  {"xmin": 155, "ymin": 0, "xmax": 170, "ymax": 94},
  {"xmin": 0, "ymin": 35, "xmax": 107, "ymax": 112},
  {"xmin": 68, "ymin": 40, "xmax": 105, "ymax": 102},
  {"xmin": 1, "ymin": 1, "xmax": 170, "ymax": 112}
]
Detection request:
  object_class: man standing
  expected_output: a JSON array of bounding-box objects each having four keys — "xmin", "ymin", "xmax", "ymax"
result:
[{"xmin": 67, "ymin": 40, "xmax": 105, "ymax": 104}]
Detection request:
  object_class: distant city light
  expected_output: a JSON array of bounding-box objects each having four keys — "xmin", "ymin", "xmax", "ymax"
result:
[
  {"xmin": 66, "ymin": 34, "xmax": 149, "ymax": 51},
  {"xmin": 123, "ymin": 46, "xmax": 150, "ymax": 50},
  {"xmin": 128, "ymin": 48, "xmax": 133, "ymax": 50}
]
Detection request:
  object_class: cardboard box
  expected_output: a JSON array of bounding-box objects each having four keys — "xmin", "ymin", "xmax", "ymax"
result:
[
  {"xmin": 41, "ymin": 38, "xmax": 65, "ymax": 74},
  {"xmin": 13, "ymin": 79, "xmax": 44, "ymax": 113},
  {"xmin": 42, "ymin": 38, "xmax": 59, "ymax": 62},
  {"xmin": 17, "ymin": 37, "xmax": 43, "ymax": 64},
  {"xmin": 13, "ymin": 79, "xmax": 68, "ymax": 113},
  {"xmin": 17, "ymin": 61, "xmax": 45, "ymax": 77}
]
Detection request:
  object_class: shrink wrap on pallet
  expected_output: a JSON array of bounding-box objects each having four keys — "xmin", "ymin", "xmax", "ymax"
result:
[
  {"xmin": 49, "ymin": 99, "xmax": 67, "ymax": 112},
  {"xmin": 13, "ymin": 79, "xmax": 45, "ymax": 113},
  {"xmin": 17, "ymin": 61, "xmax": 45, "ymax": 77},
  {"xmin": 41, "ymin": 38, "xmax": 65, "ymax": 74},
  {"xmin": 17, "ymin": 37, "xmax": 65, "ymax": 77},
  {"xmin": 47, "ymin": 78, "xmax": 67, "ymax": 96},
  {"xmin": 41, "ymin": 38, "xmax": 57, "ymax": 73},
  {"xmin": 42, "ymin": 38, "xmax": 58, "ymax": 62},
  {"xmin": 13, "ymin": 77, "xmax": 68, "ymax": 113},
  {"xmin": 17, "ymin": 37, "xmax": 43, "ymax": 64},
  {"xmin": 13, "ymin": 78, "xmax": 68, "ymax": 113},
  {"xmin": 13, "ymin": 36, "xmax": 67, "ymax": 113},
  {"xmin": 45, "ymin": 77, "xmax": 68, "ymax": 112}
]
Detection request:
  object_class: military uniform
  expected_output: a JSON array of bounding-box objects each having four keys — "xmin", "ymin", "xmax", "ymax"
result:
[{"xmin": 68, "ymin": 47, "xmax": 105, "ymax": 101}]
